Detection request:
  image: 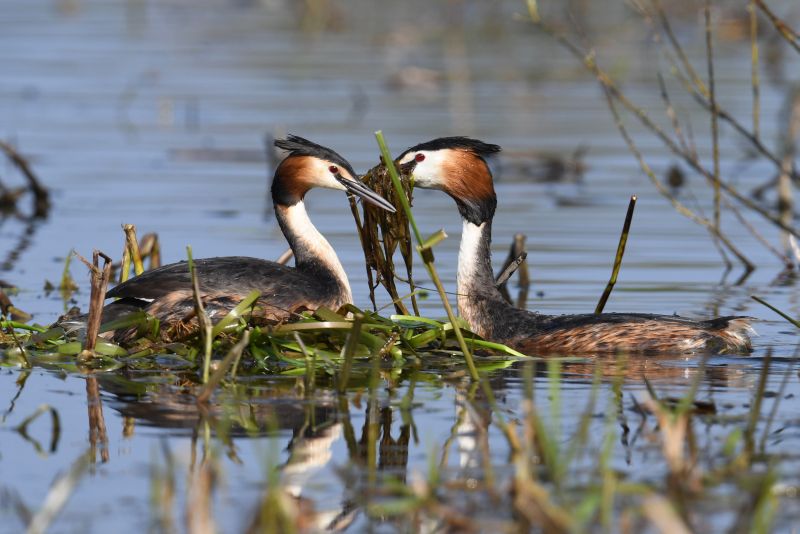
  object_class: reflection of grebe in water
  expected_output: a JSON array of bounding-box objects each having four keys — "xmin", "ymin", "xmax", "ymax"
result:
[
  {"xmin": 100, "ymin": 376, "xmax": 415, "ymax": 532},
  {"xmin": 393, "ymin": 137, "xmax": 754, "ymax": 355}
]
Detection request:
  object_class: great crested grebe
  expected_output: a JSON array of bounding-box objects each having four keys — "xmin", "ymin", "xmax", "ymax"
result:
[
  {"xmin": 395, "ymin": 137, "xmax": 753, "ymax": 355},
  {"xmin": 99, "ymin": 135, "xmax": 395, "ymax": 342}
]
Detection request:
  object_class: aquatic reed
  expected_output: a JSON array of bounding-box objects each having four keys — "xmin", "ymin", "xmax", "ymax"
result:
[{"xmin": 595, "ymin": 195, "xmax": 636, "ymax": 314}]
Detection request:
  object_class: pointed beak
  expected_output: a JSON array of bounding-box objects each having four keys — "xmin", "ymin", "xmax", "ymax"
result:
[{"xmin": 336, "ymin": 175, "xmax": 396, "ymax": 212}]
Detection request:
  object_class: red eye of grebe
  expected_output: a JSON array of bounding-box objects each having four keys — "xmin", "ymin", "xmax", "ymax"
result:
[
  {"xmin": 329, "ymin": 165, "xmax": 339, "ymax": 174},
  {"xmin": 415, "ymin": 153, "xmax": 426, "ymax": 162}
]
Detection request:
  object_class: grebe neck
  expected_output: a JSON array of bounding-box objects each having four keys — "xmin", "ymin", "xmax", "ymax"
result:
[
  {"xmin": 274, "ymin": 201, "xmax": 352, "ymax": 302},
  {"xmin": 457, "ymin": 219, "xmax": 510, "ymax": 337}
]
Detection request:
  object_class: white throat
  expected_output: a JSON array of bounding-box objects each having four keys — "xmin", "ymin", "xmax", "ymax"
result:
[
  {"xmin": 456, "ymin": 220, "xmax": 491, "ymax": 333},
  {"xmin": 457, "ymin": 220, "xmax": 487, "ymax": 291},
  {"xmin": 279, "ymin": 201, "xmax": 352, "ymax": 303}
]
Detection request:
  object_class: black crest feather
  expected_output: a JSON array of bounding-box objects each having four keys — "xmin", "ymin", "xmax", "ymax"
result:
[
  {"xmin": 274, "ymin": 135, "xmax": 357, "ymax": 178},
  {"xmin": 399, "ymin": 136, "xmax": 501, "ymax": 159}
]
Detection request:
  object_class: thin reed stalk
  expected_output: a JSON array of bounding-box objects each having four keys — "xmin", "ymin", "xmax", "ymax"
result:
[
  {"xmin": 196, "ymin": 329, "xmax": 251, "ymax": 404},
  {"xmin": 25, "ymin": 451, "xmax": 90, "ymax": 534},
  {"xmin": 123, "ymin": 224, "xmax": 145, "ymax": 276},
  {"xmin": 704, "ymin": 2, "xmax": 721, "ymax": 233},
  {"xmin": 533, "ymin": 14, "xmax": 798, "ymax": 241},
  {"xmin": 752, "ymin": 295, "xmax": 800, "ymax": 328},
  {"xmin": 187, "ymin": 246, "xmax": 213, "ymax": 383},
  {"xmin": 119, "ymin": 243, "xmax": 132, "ymax": 284},
  {"xmin": 139, "ymin": 232, "xmax": 161, "ymax": 269},
  {"xmin": 595, "ymin": 195, "xmax": 636, "ymax": 314},
  {"xmin": 600, "ymin": 85, "xmax": 754, "ymax": 271},
  {"xmin": 337, "ymin": 313, "xmax": 363, "ymax": 393},
  {"xmin": 76, "ymin": 250, "xmax": 113, "ymax": 357},
  {"xmin": 496, "ymin": 233, "xmax": 529, "ymax": 308},
  {"xmin": 374, "ymin": 131, "xmax": 478, "ymax": 381},
  {"xmin": 754, "ymin": 0, "xmax": 800, "ymax": 54},
  {"xmin": 744, "ymin": 349, "xmax": 771, "ymax": 458},
  {"xmin": 748, "ymin": 0, "xmax": 761, "ymax": 139}
]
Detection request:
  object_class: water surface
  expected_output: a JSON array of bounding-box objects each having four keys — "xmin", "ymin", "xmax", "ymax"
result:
[{"xmin": 1, "ymin": 1, "xmax": 800, "ymax": 531}]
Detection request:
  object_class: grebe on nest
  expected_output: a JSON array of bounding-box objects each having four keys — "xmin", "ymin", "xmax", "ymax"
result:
[
  {"xmin": 99, "ymin": 135, "xmax": 395, "ymax": 342},
  {"xmin": 394, "ymin": 137, "xmax": 753, "ymax": 355}
]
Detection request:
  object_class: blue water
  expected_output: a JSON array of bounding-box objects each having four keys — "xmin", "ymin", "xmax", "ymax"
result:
[{"xmin": 1, "ymin": 0, "xmax": 800, "ymax": 531}]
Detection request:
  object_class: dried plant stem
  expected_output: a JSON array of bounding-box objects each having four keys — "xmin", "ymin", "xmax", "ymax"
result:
[
  {"xmin": 544, "ymin": 27, "xmax": 797, "ymax": 239},
  {"xmin": 657, "ymin": 73, "xmax": 692, "ymax": 159},
  {"xmin": 754, "ymin": 0, "xmax": 800, "ymax": 54},
  {"xmin": 139, "ymin": 232, "xmax": 161, "ymax": 269},
  {"xmin": 496, "ymin": 234, "xmax": 528, "ymax": 289},
  {"xmin": 704, "ymin": 1, "xmax": 721, "ymax": 232},
  {"xmin": 748, "ymin": 0, "xmax": 761, "ymax": 139},
  {"xmin": 75, "ymin": 250, "xmax": 113, "ymax": 357},
  {"xmin": 275, "ymin": 247, "xmax": 293, "ymax": 265},
  {"xmin": 123, "ymin": 224, "xmax": 145, "ymax": 276},
  {"xmin": 374, "ymin": 131, "xmax": 478, "ymax": 380},
  {"xmin": 595, "ymin": 195, "xmax": 636, "ymax": 314},
  {"xmin": 722, "ymin": 196, "xmax": 790, "ymax": 267},
  {"xmin": 602, "ymin": 88, "xmax": 754, "ymax": 271},
  {"xmin": 653, "ymin": 0, "xmax": 708, "ymax": 97},
  {"xmin": 779, "ymin": 90, "xmax": 800, "ymax": 256},
  {"xmin": 119, "ymin": 243, "xmax": 132, "ymax": 284},
  {"xmin": 187, "ymin": 246, "xmax": 213, "ymax": 383},
  {"xmin": 646, "ymin": 0, "xmax": 787, "ymax": 174}
]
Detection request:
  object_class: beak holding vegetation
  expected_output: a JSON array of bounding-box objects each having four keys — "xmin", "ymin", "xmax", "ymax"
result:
[{"xmin": 336, "ymin": 174, "xmax": 396, "ymax": 213}]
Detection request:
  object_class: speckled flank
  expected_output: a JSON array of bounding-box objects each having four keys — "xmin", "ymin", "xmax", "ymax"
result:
[
  {"xmin": 510, "ymin": 317, "xmax": 754, "ymax": 356},
  {"xmin": 455, "ymin": 220, "xmax": 755, "ymax": 355}
]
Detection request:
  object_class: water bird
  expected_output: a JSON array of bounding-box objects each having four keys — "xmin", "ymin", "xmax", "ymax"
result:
[
  {"xmin": 97, "ymin": 135, "xmax": 395, "ymax": 342},
  {"xmin": 394, "ymin": 137, "xmax": 753, "ymax": 355}
]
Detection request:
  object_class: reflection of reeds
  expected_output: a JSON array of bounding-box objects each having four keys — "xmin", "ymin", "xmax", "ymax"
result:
[
  {"xmin": 0, "ymin": 140, "xmax": 49, "ymax": 218},
  {"xmin": 85, "ymin": 376, "xmax": 109, "ymax": 463}
]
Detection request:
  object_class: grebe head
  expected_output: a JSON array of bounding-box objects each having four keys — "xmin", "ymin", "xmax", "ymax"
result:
[
  {"xmin": 273, "ymin": 135, "xmax": 395, "ymax": 212},
  {"xmin": 396, "ymin": 136, "xmax": 500, "ymax": 224}
]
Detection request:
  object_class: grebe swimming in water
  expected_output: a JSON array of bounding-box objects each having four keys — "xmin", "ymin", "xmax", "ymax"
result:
[
  {"xmin": 97, "ymin": 135, "xmax": 395, "ymax": 342},
  {"xmin": 394, "ymin": 137, "xmax": 753, "ymax": 355}
]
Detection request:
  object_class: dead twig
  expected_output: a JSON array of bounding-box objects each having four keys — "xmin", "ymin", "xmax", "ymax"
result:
[
  {"xmin": 754, "ymin": 0, "xmax": 800, "ymax": 55},
  {"xmin": 496, "ymin": 234, "xmax": 529, "ymax": 288},
  {"xmin": 704, "ymin": 1, "xmax": 721, "ymax": 233},
  {"xmin": 74, "ymin": 250, "xmax": 113, "ymax": 357}
]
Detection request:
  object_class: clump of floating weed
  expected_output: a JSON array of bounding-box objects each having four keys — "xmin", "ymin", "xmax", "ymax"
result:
[{"xmin": 350, "ymin": 153, "xmax": 419, "ymax": 315}]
